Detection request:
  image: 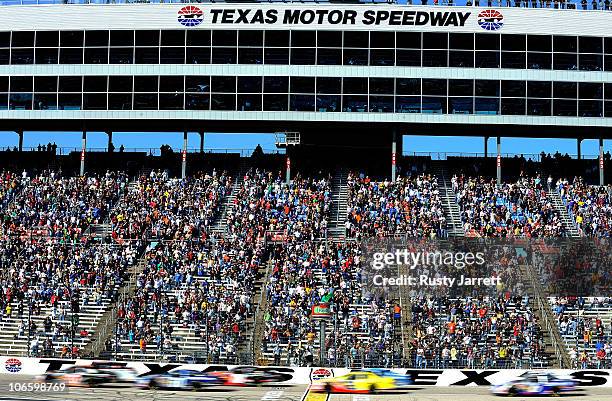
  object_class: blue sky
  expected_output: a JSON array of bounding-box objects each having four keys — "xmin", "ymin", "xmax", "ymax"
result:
[{"xmin": 0, "ymin": 131, "xmax": 608, "ymax": 159}]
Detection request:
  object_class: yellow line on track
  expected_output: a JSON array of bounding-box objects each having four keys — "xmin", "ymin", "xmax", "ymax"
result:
[{"xmin": 301, "ymin": 385, "xmax": 329, "ymax": 401}]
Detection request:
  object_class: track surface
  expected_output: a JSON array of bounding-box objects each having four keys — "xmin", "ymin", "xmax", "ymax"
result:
[{"xmin": 0, "ymin": 376, "xmax": 609, "ymax": 401}]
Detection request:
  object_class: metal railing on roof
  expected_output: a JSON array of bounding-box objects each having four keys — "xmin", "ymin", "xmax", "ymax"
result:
[{"xmin": 0, "ymin": 0, "xmax": 610, "ymax": 11}]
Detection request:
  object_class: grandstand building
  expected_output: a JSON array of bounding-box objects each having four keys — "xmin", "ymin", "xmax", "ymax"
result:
[{"xmin": 0, "ymin": 2, "xmax": 611, "ymax": 179}]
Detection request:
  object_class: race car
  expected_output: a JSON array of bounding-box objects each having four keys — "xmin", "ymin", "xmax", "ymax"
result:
[
  {"xmin": 90, "ymin": 362, "xmax": 139, "ymax": 383},
  {"xmin": 37, "ymin": 366, "xmax": 113, "ymax": 387},
  {"xmin": 208, "ymin": 366, "xmax": 290, "ymax": 386},
  {"xmin": 312, "ymin": 370, "xmax": 400, "ymax": 394},
  {"xmin": 139, "ymin": 369, "xmax": 223, "ymax": 390},
  {"xmin": 491, "ymin": 372, "xmax": 578, "ymax": 396},
  {"xmin": 364, "ymin": 369, "xmax": 412, "ymax": 387}
]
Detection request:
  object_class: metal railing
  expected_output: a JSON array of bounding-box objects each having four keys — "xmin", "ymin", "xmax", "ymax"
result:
[
  {"xmin": 0, "ymin": 0, "xmax": 610, "ymax": 11},
  {"xmin": 4, "ymin": 146, "xmax": 284, "ymax": 157},
  {"xmin": 401, "ymin": 151, "xmax": 601, "ymax": 161},
  {"xmin": 521, "ymin": 262, "xmax": 572, "ymax": 368}
]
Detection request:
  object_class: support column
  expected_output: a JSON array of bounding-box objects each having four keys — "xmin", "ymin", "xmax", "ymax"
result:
[
  {"xmin": 199, "ymin": 131, "xmax": 205, "ymax": 153},
  {"xmin": 496, "ymin": 137, "xmax": 501, "ymax": 185},
  {"xmin": 484, "ymin": 136, "xmax": 489, "ymax": 158},
  {"xmin": 319, "ymin": 320, "xmax": 326, "ymax": 366},
  {"xmin": 599, "ymin": 138, "xmax": 604, "ymax": 186},
  {"xmin": 182, "ymin": 131, "xmax": 188, "ymax": 179},
  {"xmin": 16, "ymin": 130, "xmax": 23, "ymax": 152},
  {"xmin": 107, "ymin": 131, "xmax": 113, "ymax": 152},
  {"xmin": 576, "ymin": 138, "xmax": 582, "ymax": 160},
  {"xmin": 391, "ymin": 128, "xmax": 397, "ymax": 182},
  {"xmin": 80, "ymin": 131, "xmax": 86, "ymax": 176}
]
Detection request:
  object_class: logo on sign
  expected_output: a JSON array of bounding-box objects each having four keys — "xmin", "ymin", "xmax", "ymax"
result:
[
  {"xmin": 311, "ymin": 368, "xmax": 333, "ymax": 381},
  {"xmin": 477, "ymin": 9, "xmax": 504, "ymax": 31},
  {"xmin": 178, "ymin": 6, "xmax": 204, "ymax": 27},
  {"xmin": 5, "ymin": 358, "xmax": 22, "ymax": 373}
]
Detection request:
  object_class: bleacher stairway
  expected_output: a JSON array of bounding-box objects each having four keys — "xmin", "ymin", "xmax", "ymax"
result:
[
  {"xmin": 328, "ymin": 168, "xmax": 348, "ymax": 240},
  {"xmin": 430, "ymin": 161, "xmax": 464, "ymax": 237},
  {"xmin": 546, "ymin": 190, "xmax": 581, "ymax": 238},
  {"xmin": 209, "ymin": 159, "xmax": 249, "ymax": 238}
]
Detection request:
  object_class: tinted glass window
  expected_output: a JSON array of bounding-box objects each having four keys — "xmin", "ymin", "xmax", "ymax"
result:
[
  {"xmin": 83, "ymin": 76, "xmax": 107, "ymax": 92},
  {"xmin": 59, "ymin": 76, "xmax": 82, "ymax": 92},
  {"xmin": 134, "ymin": 76, "xmax": 158, "ymax": 92},
  {"xmin": 34, "ymin": 76, "xmax": 57, "ymax": 92},
  {"xmin": 135, "ymin": 30, "xmax": 159, "ymax": 46},
  {"xmin": 449, "ymin": 79, "xmax": 473, "ymax": 96},
  {"xmin": 161, "ymin": 30, "xmax": 185, "ymax": 46},
  {"xmin": 212, "ymin": 30, "xmax": 237, "ymax": 46},
  {"xmin": 61, "ymin": 31, "xmax": 83, "ymax": 47},
  {"xmin": 36, "ymin": 31, "xmax": 59, "ymax": 47},
  {"xmin": 317, "ymin": 31, "xmax": 342, "ymax": 47},
  {"xmin": 85, "ymin": 31, "xmax": 109, "ymax": 47},
  {"xmin": 528, "ymin": 35, "xmax": 552, "ymax": 52},
  {"xmin": 501, "ymin": 81, "xmax": 526, "ymax": 97},
  {"xmin": 342, "ymin": 78, "xmax": 367, "ymax": 94},
  {"xmin": 396, "ymin": 32, "xmax": 421, "ymax": 49},
  {"xmin": 423, "ymin": 33, "xmax": 447, "ymax": 49},
  {"xmin": 475, "ymin": 34, "xmax": 500, "ymax": 50},
  {"xmin": 159, "ymin": 76, "xmax": 184, "ymax": 92},
  {"xmin": 344, "ymin": 31, "xmax": 368, "ymax": 48},
  {"xmin": 449, "ymin": 33, "xmax": 473, "ymax": 50},
  {"xmin": 187, "ymin": 30, "xmax": 211, "ymax": 46},
  {"xmin": 12, "ymin": 31, "xmax": 34, "ymax": 47},
  {"xmin": 109, "ymin": 76, "xmax": 133, "ymax": 92},
  {"xmin": 527, "ymin": 81, "xmax": 551, "ymax": 98},
  {"xmin": 110, "ymin": 31, "xmax": 134, "ymax": 47},
  {"xmin": 422, "ymin": 79, "xmax": 446, "ymax": 96},
  {"xmin": 291, "ymin": 77, "xmax": 315, "ymax": 93},
  {"xmin": 10, "ymin": 76, "xmax": 33, "ymax": 92},
  {"xmin": 291, "ymin": 31, "xmax": 315, "ymax": 47},
  {"xmin": 239, "ymin": 30, "xmax": 263, "ymax": 47},
  {"xmin": 265, "ymin": 31, "xmax": 289, "ymax": 47},
  {"xmin": 554, "ymin": 36, "xmax": 577, "ymax": 52},
  {"xmin": 396, "ymin": 78, "xmax": 420, "ymax": 95},
  {"xmin": 211, "ymin": 76, "xmax": 236, "ymax": 93},
  {"xmin": 316, "ymin": 77, "xmax": 341, "ymax": 94},
  {"xmin": 579, "ymin": 36, "xmax": 602, "ymax": 53},
  {"xmin": 237, "ymin": 76, "xmax": 262, "ymax": 93},
  {"xmin": 475, "ymin": 80, "xmax": 499, "ymax": 97},
  {"xmin": 370, "ymin": 32, "xmax": 394, "ymax": 48}
]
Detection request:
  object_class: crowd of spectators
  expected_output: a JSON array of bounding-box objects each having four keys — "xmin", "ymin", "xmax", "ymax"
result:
[
  {"xmin": 346, "ymin": 173, "xmax": 447, "ymax": 239},
  {"xmin": 114, "ymin": 237, "xmax": 262, "ymax": 362},
  {"xmin": 0, "ymin": 239, "xmax": 139, "ymax": 357},
  {"xmin": 551, "ymin": 297, "xmax": 612, "ymax": 369},
  {"xmin": 453, "ymin": 175, "xmax": 566, "ymax": 237},
  {"xmin": 557, "ymin": 177, "xmax": 612, "ymax": 237},
  {"xmin": 227, "ymin": 169, "xmax": 331, "ymax": 242},
  {"xmin": 410, "ymin": 295, "xmax": 546, "ymax": 369},
  {"xmin": 109, "ymin": 170, "xmax": 231, "ymax": 241},
  {"xmin": 0, "ymin": 171, "xmax": 21, "ymax": 209},
  {"xmin": 1, "ymin": 162, "xmax": 608, "ymax": 367},
  {"xmin": 263, "ymin": 240, "xmax": 403, "ymax": 367},
  {"xmin": 0, "ymin": 171, "xmax": 128, "ymax": 239}
]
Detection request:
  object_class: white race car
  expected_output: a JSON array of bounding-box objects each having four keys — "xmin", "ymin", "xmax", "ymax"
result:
[{"xmin": 492, "ymin": 372, "xmax": 578, "ymax": 396}]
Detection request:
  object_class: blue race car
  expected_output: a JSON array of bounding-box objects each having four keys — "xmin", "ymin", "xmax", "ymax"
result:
[
  {"xmin": 139, "ymin": 369, "xmax": 224, "ymax": 390},
  {"xmin": 491, "ymin": 372, "xmax": 577, "ymax": 396},
  {"xmin": 363, "ymin": 369, "xmax": 413, "ymax": 387}
]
